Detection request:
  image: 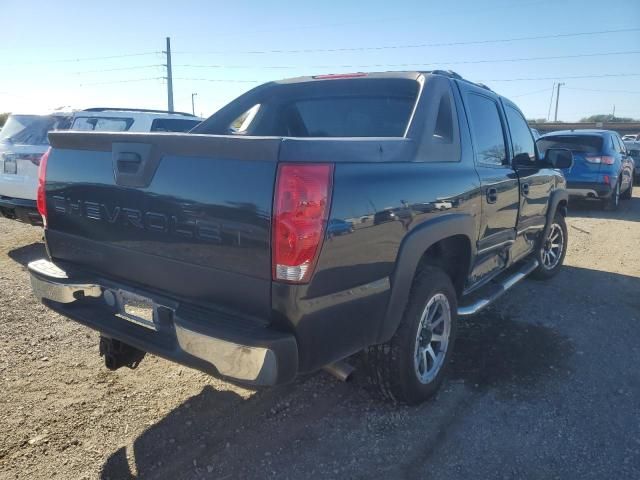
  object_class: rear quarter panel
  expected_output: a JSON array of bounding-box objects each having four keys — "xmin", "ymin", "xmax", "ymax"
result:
[{"xmin": 273, "ymin": 159, "xmax": 481, "ymax": 372}]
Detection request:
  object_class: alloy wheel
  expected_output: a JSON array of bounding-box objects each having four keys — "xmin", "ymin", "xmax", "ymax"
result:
[
  {"xmin": 414, "ymin": 293, "xmax": 451, "ymax": 384},
  {"xmin": 541, "ymin": 223, "xmax": 564, "ymax": 270}
]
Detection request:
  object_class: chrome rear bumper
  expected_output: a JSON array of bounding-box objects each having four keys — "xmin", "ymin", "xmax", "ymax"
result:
[{"xmin": 28, "ymin": 259, "xmax": 297, "ymax": 386}]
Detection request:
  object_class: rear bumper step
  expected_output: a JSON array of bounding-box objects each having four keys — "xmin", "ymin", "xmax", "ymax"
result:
[
  {"xmin": 28, "ymin": 259, "xmax": 298, "ymax": 386},
  {"xmin": 458, "ymin": 258, "xmax": 539, "ymax": 317}
]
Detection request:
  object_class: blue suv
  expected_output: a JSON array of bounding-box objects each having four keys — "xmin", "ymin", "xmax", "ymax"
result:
[{"xmin": 538, "ymin": 130, "xmax": 635, "ymax": 210}]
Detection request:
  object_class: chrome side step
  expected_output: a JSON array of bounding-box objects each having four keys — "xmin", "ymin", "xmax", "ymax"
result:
[{"xmin": 457, "ymin": 259, "xmax": 539, "ymax": 317}]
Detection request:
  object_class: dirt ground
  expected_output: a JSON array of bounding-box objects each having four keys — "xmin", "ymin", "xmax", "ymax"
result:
[{"xmin": 1, "ymin": 191, "xmax": 639, "ymax": 480}]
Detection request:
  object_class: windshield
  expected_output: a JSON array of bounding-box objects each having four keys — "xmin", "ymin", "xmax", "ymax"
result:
[
  {"xmin": 537, "ymin": 135, "xmax": 604, "ymax": 154},
  {"xmin": 0, "ymin": 114, "xmax": 71, "ymax": 145}
]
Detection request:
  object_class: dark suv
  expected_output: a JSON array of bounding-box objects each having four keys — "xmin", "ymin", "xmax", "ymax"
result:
[{"xmin": 28, "ymin": 71, "xmax": 573, "ymax": 404}]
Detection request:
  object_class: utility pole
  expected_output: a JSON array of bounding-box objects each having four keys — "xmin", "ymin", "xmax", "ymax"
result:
[
  {"xmin": 612, "ymin": 104, "xmax": 616, "ymax": 119},
  {"xmin": 191, "ymin": 93, "xmax": 198, "ymax": 116},
  {"xmin": 554, "ymin": 82, "xmax": 565, "ymax": 122},
  {"xmin": 164, "ymin": 37, "xmax": 174, "ymax": 112},
  {"xmin": 547, "ymin": 82, "xmax": 556, "ymax": 121}
]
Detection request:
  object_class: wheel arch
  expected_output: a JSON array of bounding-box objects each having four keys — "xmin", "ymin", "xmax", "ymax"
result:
[
  {"xmin": 541, "ymin": 188, "xmax": 569, "ymax": 241},
  {"xmin": 376, "ymin": 213, "xmax": 476, "ymax": 344}
]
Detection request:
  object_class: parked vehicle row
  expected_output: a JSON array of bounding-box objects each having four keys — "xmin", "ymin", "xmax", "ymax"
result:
[
  {"xmin": 0, "ymin": 109, "xmax": 202, "ymax": 224},
  {"xmin": 622, "ymin": 133, "xmax": 640, "ymax": 142},
  {"xmin": 27, "ymin": 70, "xmax": 575, "ymax": 404}
]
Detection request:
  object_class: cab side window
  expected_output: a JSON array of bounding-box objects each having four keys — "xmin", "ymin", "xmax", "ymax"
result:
[
  {"xmin": 505, "ymin": 105, "xmax": 536, "ymax": 164},
  {"xmin": 466, "ymin": 94, "xmax": 507, "ymax": 166}
]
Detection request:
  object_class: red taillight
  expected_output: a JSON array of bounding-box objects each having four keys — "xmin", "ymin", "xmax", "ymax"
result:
[
  {"xmin": 585, "ymin": 155, "xmax": 615, "ymax": 165},
  {"xmin": 37, "ymin": 148, "xmax": 51, "ymax": 225},
  {"xmin": 603, "ymin": 174, "xmax": 610, "ymax": 185},
  {"xmin": 272, "ymin": 163, "xmax": 333, "ymax": 283}
]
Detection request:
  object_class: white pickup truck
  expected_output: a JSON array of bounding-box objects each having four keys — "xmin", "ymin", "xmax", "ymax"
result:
[{"xmin": 0, "ymin": 108, "xmax": 202, "ymax": 225}]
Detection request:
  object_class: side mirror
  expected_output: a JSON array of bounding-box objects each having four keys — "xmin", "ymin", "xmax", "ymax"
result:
[
  {"xmin": 544, "ymin": 148, "xmax": 573, "ymax": 169},
  {"xmin": 512, "ymin": 152, "xmax": 534, "ymax": 168}
]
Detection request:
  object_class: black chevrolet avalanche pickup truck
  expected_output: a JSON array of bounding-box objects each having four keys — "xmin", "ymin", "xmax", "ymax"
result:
[{"xmin": 28, "ymin": 71, "xmax": 573, "ymax": 404}]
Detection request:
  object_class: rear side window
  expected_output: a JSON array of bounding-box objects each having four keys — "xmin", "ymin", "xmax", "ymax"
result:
[
  {"xmin": 537, "ymin": 135, "xmax": 603, "ymax": 155},
  {"xmin": 433, "ymin": 95, "xmax": 454, "ymax": 143},
  {"xmin": 505, "ymin": 105, "xmax": 535, "ymax": 163},
  {"xmin": 466, "ymin": 94, "xmax": 507, "ymax": 166},
  {"xmin": 287, "ymin": 97, "xmax": 415, "ymax": 137},
  {"xmin": 71, "ymin": 117, "xmax": 133, "ymax": 132},
  {"xmin": 150, "ymin": 118, "xmax": 201, "ymax": 132}
]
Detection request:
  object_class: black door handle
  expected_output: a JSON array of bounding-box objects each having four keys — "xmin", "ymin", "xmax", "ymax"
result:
[
  {"xmin": 486, "ymin": 187, "xmax": 498, "ymax": 204},
  {"xmin": 522, "ymin": 183, "xmax": 530, "ymax": 195}
]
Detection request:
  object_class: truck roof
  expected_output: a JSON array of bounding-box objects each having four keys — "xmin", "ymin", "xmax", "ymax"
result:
[{"xmin": 272, "ymin": 70, "xmax": 493, "ymax": 92}]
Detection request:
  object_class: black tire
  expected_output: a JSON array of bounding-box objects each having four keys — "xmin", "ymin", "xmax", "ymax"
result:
[
  {"xmin": 531, "ymin": 213, "xmax": 568, "ymax": 280},
  {"xmin": 621, "ymin": 180, "xmax": 633, "ymax": 200},
  {"xmin": 604, "ymin": 181, "xmax": 621, "ymax": 210},
  {"xmin": 366, "ymin": 266, "xmax": 458, "ymax": 404}
]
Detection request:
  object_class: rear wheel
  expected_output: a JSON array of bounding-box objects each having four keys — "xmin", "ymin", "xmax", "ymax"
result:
[
  {"xmin": 621, "ymin": 180, "xmax": 633, "ymax": 200},
  {"xmin": 532, "ymin": 213, "xmax": 568, "ymax": 280},
  {"xmin": 604, "ymin": 181, "xmax": 621, "ymax": 210},
  {"xmin": 366, "ymin": 266, "xmax": 457, "ymax": 404}
]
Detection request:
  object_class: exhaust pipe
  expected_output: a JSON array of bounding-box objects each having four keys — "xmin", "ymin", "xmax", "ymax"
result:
[{"xmin": 323, "ymin": 360, "xmax": 355, "ymax": 382}]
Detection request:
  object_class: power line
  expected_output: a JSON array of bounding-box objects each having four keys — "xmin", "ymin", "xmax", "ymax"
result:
[
  {"xmin": 177, "ymin": 27, "xmax": 640, "ymax": 55},
  {"xmin": 75, "ymin": 64, "xmax": 163, "ymax": 74},
  {"xmin": 173, "ymin": 50, "xmax": 640, "ymax": 70},
  {"xmin": 7, "ymin": 51, "xmax": 161, "ymax": 66},
  {"xmin": 204, "ymin": 0, "xmax": 561, "ymax": 39},
  {"xmin": 174, "ymin": 77, "xmax": 260, "ymax": 84},
  {"xmin": 511, "ymin": 88, "xmax": 553, "ymax": 98},
  {"xmin": 481, "ymin": 72, "xmax": 640, "ymax": 82},
  {"xmin": 79, "ymin": 77, "xmax": 163, "ymax": 87},
  {"xmin": 174, "ymin": 72, "xmax": 640, "ymax": 85},
  {"xmin": 564, "ymin": 87, "xmax": 640, "ymax": 94}
]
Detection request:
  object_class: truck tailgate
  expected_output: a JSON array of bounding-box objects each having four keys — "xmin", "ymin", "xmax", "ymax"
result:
[{"xmin": 44, "ymin": 132, "xmax": 279, "ymax": 318}]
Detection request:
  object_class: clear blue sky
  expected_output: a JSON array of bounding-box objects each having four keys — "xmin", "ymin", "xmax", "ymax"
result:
[{"xmin": 1, "ymin": 0, "xmax": 639, "ymax": 121}]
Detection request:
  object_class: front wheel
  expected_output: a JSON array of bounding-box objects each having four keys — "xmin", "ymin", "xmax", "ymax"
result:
[
  {"xmin": 531, "ymin": 213, "xmax": 568, "ymax": 280},
  {"xmin": 366, "ymin": 266, "xmax": 457, "ymax": 404}
]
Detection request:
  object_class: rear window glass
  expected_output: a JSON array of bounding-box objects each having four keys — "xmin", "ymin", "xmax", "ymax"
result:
[
  {"xmin": 71, "ymin": 117, "xmax": 133, "ymax": 132},
  {"xmin": 0, "ymin": 114, "xmax": 71, "ymax": 145},
  {"xmin": 537, "ymin": 135, "xmax": 603, "ymax": 155},
  {"xmin": 150, "ymin": 118, "xmax": 201, "ymax": 132},
  {"xmin": 288, "ymin": 97, "xmax": 414, "ymax": 137},
  {"xmin": 197, "ymin": 78, "xmax": 420, "ymax": 138}
]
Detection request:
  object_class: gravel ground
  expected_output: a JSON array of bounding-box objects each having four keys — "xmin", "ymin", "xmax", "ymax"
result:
[{"xmin": 0, "ymin": 191, "xmax": 639, "ymax": 480}]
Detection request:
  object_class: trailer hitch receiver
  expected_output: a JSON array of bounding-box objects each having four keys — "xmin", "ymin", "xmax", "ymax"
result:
[{"xmin": 99, "ymin": 336, "xmax": 146, "ymax": 370}]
